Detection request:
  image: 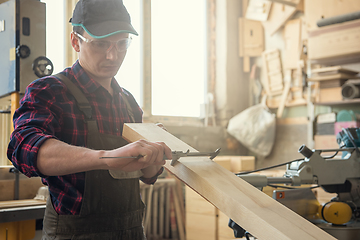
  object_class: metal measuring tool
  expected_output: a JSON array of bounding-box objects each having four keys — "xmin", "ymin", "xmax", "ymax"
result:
[{"xmin": 100, "ymin": 148, "xmax": 221, "ymax": 166}]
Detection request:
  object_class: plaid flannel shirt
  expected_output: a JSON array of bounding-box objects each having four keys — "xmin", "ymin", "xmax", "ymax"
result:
[{"xmin": 7, "ymin": 61, "xmax": 163, "ymax": 215}]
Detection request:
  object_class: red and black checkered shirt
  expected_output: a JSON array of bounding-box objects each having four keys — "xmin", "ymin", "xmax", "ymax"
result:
[{"xmin": 7, "ymin": 60, "xmax": 163, "ymax": 215}]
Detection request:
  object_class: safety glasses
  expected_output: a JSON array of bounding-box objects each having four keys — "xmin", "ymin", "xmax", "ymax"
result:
[{"xmin": 73, "ymin": 32, "xmax": 132, "ymax": 53}]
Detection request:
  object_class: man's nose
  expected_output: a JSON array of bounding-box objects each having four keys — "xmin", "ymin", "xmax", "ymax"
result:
[{"xmin": 106, "ymin": 44, "xmax": 118, "ymax": 60}]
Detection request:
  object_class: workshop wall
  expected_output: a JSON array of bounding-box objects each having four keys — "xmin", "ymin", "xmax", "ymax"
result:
[{"xmin": 222, "ymin": 0, "xmax": 360, "ymax": 170}]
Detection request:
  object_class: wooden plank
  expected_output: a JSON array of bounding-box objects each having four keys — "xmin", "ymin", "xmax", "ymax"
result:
[
  {"xmin": 164, "ymin": 186, "xmax": 171, "ymax": 238},
  {"xmin": 123, "ymin": 123, "xmax": 336, "ymax": 240},
  {"xmin": 144, "ymin": 184, "xmax": 153, "ymax": 233},
  {"xmin": 311, "ymin": 66, "xmax": 359, "ymax": 75},
  {"xmin": 244, "ymin": 20, "xmax": 265, "ymax": 57},
  {"xmin": 239, "ymin": 17, "xmax": 265, "ymax": 58},
  {"xmin": 152, "ymin": 187, "xmax": 158, "ymax": 238},
  {"xmin": 158, "ymin": 186, "xmax": 165, "ymax": 237},
  {"xmin": 308, "ymin": 73, "xmax": 360, "ymax": 82},
  {"xmin": 0, "ymin": 199, "xmax": 46, "ymax": 209},
  {"xmin": 283, "ymin": 18, "xmax": 302, "ymax": 69},
  {"xmin": 262, "ymin": 2, "xmax": 297, "ymax": 36},
  {"xmin": 245, "ymin": 0, "xmax": 272, "ymax": 22},
  {"xmin": 268, "ymin": 0, "xmax": 300, "ymax": 7},
  {"xmin": 172, "ymin": 186, "xmax": 185, "ymax": 240}
]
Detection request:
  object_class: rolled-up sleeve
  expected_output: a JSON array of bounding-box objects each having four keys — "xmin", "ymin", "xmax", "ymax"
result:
[
  {"xmin": 7, "ymin": 78, "xmax": 65, "ymax": 178},
  {"xmin": 140, "ymin": 167, "xmax": 164, "ymax": 185}
]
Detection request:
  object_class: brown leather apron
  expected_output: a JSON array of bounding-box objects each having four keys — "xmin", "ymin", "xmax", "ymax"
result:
[{"xmin": 42, "ymin": 74, "xmax": 146, "ymax": 240}]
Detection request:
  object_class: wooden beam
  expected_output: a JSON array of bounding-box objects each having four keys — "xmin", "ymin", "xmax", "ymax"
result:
[{"xmin": 123, "ymin": 123, "xmax": 336, "ymax": 240}]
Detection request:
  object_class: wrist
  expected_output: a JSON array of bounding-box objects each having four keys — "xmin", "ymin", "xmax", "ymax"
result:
[{"xmin": 141, "ymin": 165, "xmax": 162, "ymax": 178}]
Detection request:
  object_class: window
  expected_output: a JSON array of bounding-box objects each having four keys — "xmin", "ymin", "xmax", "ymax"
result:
[
  {"xmin": 115, "ymin": 0, "xmax": 141, "ymax": 104},
  {"xmin": 118, "ymin": 0, "xmax": 207, "ymax": 118},
  {"xmin": 41, "ymin": 0, "xmax": 65, "ymax": 74},
  {"xmin": 151, "ymin": 0, "xmax": 207, "ymax": 117}
]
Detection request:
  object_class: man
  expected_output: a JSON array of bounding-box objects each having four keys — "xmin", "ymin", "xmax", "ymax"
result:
[{"xmin": 7, "ymin": 0, "xmax": 171, "ymax": 239}]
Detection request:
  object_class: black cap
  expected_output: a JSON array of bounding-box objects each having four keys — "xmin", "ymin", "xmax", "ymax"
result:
[{"xmin": 70, "ymin": 0, "xmax": 138, "ymax": 39}]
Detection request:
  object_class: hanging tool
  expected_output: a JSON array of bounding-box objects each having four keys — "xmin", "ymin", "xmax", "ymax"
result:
[{"xmin": 100, "ymin": 148, "xmax": 221, "ymax": 166}]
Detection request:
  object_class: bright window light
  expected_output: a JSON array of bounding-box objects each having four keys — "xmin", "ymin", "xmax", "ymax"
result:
[
  {"xmin": 151, "ymin": 0, "xmax": 207, "ymax": 117},
  {"xmin": 41, "ymin": 0, "xmax": 65, "ymax": 73},
  {"xmin": 115, "ymin": 0, "xmax": 142, "ymax": 105}
]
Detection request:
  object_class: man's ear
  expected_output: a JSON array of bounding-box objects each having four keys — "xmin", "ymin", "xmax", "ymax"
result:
[{"xmin": 71, "ymin": 32, "xmax": 80, "ymax": 52}]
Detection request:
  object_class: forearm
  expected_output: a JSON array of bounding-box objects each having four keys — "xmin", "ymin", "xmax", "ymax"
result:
[
  {"xmin": 37, "ymin": 138, "xmax": 106, "ymax": 176},
  {"xmin": 37, "ymin": 138, "xmax": 170, "ymax": 177}
]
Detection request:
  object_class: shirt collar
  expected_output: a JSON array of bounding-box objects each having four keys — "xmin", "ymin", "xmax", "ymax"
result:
[{"xmin": 71, "ymin": 60, "xmax": 122, "ymax": 95}]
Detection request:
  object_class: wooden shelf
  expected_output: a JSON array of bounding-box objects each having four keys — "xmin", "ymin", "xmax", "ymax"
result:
[{"xmin": 314, "ymin": 98, "xmax": 360, "ymax": 106}]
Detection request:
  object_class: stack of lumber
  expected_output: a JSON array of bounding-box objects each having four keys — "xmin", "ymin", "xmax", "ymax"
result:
[{"xmin": 309, "ymin": 66, "xmax": 359, "ymax": 103}]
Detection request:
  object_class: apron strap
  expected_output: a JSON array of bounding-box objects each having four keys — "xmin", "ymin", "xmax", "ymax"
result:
[
  {"xmin": 121, "ymin": 93, "xmax": 136, "ymax": 123},
  {"xmin": 54, "ymin": 73, "xmax": 93, "ymax": 120}
]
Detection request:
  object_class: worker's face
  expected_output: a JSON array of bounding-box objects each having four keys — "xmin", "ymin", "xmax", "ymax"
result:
[{"xmin": 71, "ymin": 31, "xmax": 129, "ymax": 82}]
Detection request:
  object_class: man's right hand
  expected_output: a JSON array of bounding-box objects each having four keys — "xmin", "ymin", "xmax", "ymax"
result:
[{"xmin": 100, "ymin": 139, "xmax": 172, "ymax": 173}]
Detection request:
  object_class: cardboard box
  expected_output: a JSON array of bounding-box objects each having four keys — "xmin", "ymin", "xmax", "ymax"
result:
[
  {"xmin": 186, "ymin": 212, "xmax": 217, "ymax": 240},
  {"xmin": 318, "ymin": 87, "xmax": 342, "ymax": 103},
  {"xmin": 314, "ymin": 135, "xmax": 338, "ymax": 149},
  {"xmin": 308, "ymin": 19, "xmax": 360, "ymax": 61},
  {"xmin": 214, "ymin": 156, "xmax": 255, "ymax": 173},
  {"xmin": 314, "ymin": 135, "xmax": 339, "ymax": 157}
]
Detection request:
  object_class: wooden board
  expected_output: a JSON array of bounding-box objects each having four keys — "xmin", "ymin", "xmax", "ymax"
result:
[
  {"xmin": 283, "ymin": 18, "xmax": 302, "ymax": 69},
  {"xmin": 0, "ymin": 199, "xmax": 46, "ymax": 209},
  {"xmin": 122, "ymin": 123, "xmax": 336, "ymax": 240},
  {"xmin": 311, "ymin": 66, "xmax": 359, "ymax": 75},
  {"xmin": 245, "ymin": 0, "xmax": 272, "ymax": 22},
  {"xmin": 308, "ymin": 73, "xmax": 360, "ymax": 82},
  {"xmin": 268, "ymin": 0, "xmax": 300, "ymax": 7},
  {"xmin": 239, "ymin": 18, "xmax": 265, "ymax": 57},
  {"xmin": 262, "ymin": 2, "xmax": 297, "ymax": 36}
]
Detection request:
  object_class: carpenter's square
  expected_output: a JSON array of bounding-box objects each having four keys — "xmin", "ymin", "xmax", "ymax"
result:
[{"xmin": 100, "ymin": 148, "xmax": 221, "ymax": 166}]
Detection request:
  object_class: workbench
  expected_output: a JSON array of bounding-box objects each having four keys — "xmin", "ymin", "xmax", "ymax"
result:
[{"xmin": 0, "ymin": 199, "xmax": 46, "ymax": 223}]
